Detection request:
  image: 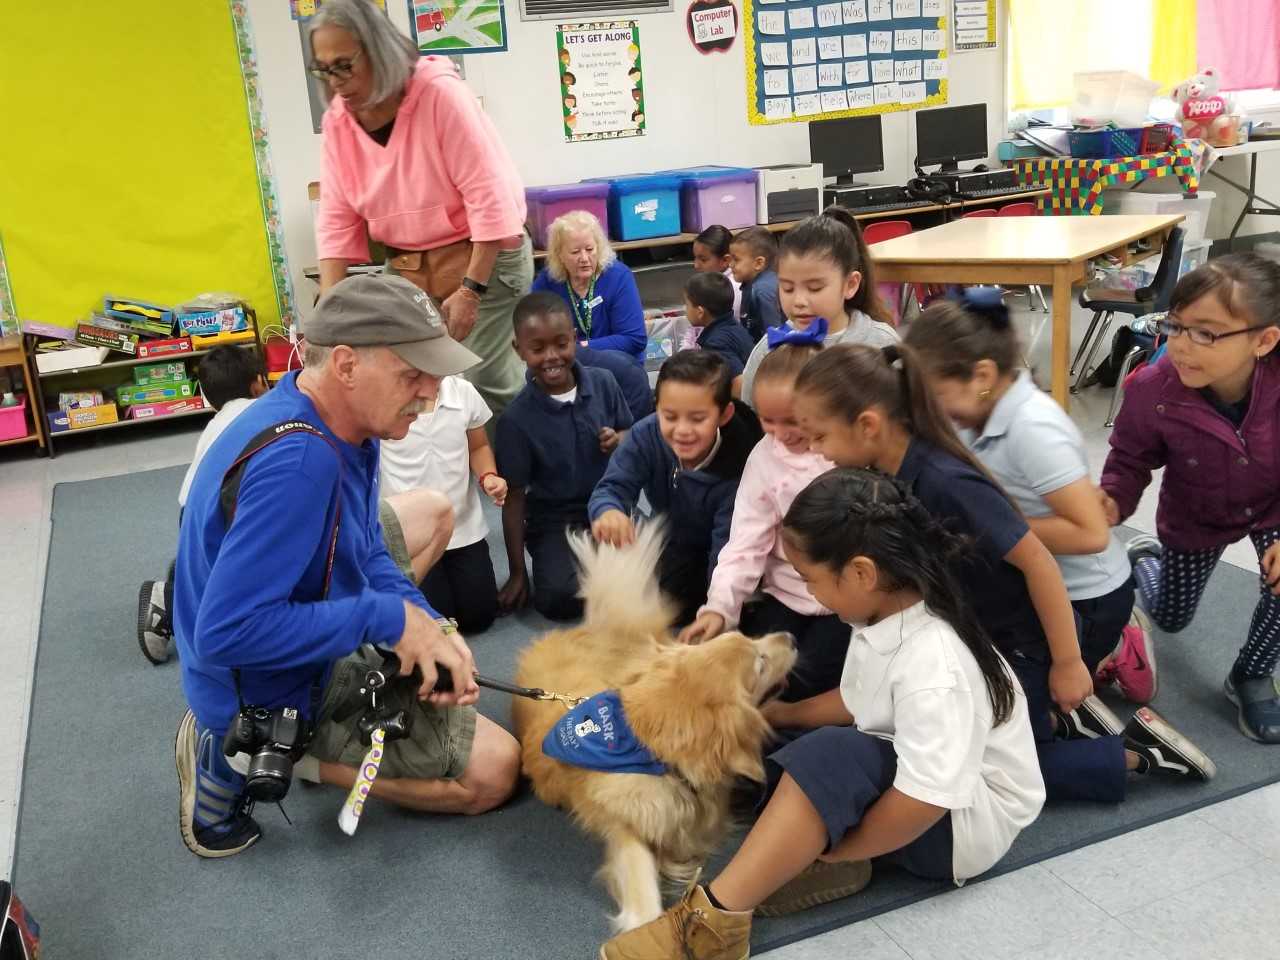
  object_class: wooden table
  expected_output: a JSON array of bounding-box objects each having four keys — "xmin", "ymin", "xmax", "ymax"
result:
[{"xmin": 870, "ymin": 214, "xmax": 1184, "ymax": 408}]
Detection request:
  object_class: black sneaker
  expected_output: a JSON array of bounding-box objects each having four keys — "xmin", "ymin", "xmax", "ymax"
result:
[
  {"xmin": 175, "ymin": 710, "xmax": 262, "ymax": 858},
  {"xmin": 1054, "ymin": 695, "xmax": 1124, "ymax": 740},
  {"xmin": 1224, "ymin": 672, "xmax": 1280, "ymax": 744},
  {"xmin": 1124, "ymin": 706, "xmax": 1216, "ymax": 780},
  {"xmin": 137, "ymin": 580, "xmax": 172, "ymax": 665}
]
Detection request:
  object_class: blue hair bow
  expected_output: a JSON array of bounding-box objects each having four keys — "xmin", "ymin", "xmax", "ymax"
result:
[
  {"xmin": 954, "ymin": 286, "xmax": 1012, "ymax": 329},
  {"xmin": 767, "ymin": 316, "xmax": 828, "ymax": 350}
]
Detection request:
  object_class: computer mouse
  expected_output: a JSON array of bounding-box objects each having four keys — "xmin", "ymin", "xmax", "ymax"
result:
[{"xmin": 973, "ymin": 163, "xmax": 989, "ymax": 172}]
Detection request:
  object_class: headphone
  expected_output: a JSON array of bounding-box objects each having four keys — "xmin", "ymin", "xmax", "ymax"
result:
[{"xmin": 905, "ymin": 157, "xmax": 955, "ymax": 203}]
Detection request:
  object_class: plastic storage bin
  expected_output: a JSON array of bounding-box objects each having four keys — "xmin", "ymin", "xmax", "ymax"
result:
[
  {"xmin": 1069, "ymin": 127, "xmax": 1145, "ymax": 160},
  {"xmin": 588, "ymin": 174, "xmax": 684, "ymax": 241},
  {"xmin": 1071, "ymin": 71, "xmax": 1159, "ymax": 128},
  {"xmin": 1104, "ymin": 189, "xmax": 1215, "ymax": 243},
  {"xmin": 525, "ymin": 182, "xmax": 611, "ymax": 250},
  {"xmin": 1180, "ymin": 239, "xmax": 1211, "ymax": 278},
  {"xmin": 0, "ymin": 397, "xmax": 29, "ymax": 442},
  {"xmin": 661, "ymin": 166, "xmax": 759, "ymax": 231}
]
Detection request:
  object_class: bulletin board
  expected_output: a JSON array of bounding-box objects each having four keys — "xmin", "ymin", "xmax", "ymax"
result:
[
  {"xmin": 0, "ymin": 3, "xmax": 287, "ymax": 333},
  {"xmin": 744, "ymin": 0, "xmax": 949, "ymax": 125}
]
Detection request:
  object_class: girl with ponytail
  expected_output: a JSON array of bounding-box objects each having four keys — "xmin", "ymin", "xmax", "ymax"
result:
[
  {"xmin": 791, "ymin": 335, "xmax": 1215, "ymax": 808},
  {"xmin": 738, "ymin": 206, "xmax": 900, "ymax": 405},
  {"xmin": 598, "ymin": 469, "xmax": 1047, "ymax": 957},
  {"xmin": 904, "ymin": 289, "xmax": 1214, "ymax": 776}
]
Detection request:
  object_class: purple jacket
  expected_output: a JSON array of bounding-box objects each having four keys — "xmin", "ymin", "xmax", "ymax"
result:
[{"xmin": 1101, "ymin": 354, "xmax": 1280, "ymax": 550}]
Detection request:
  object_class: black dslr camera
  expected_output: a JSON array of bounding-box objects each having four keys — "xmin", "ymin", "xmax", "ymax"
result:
[{"xmin": 222, "ymin": 705, "xmax": 313, "ymax": 803}]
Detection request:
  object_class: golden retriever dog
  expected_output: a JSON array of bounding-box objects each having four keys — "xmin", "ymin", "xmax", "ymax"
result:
[{"xmin": 511, "ymin": 523, "xmax": 796, "ymax": 932}]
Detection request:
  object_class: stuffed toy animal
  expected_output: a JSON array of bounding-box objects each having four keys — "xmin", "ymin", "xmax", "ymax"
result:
[{"xmin": 1173, "ymin": 69, "xmax": 1237, "ymax": 144}]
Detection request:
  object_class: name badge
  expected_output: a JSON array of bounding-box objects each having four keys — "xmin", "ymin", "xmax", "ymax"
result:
[{"xmin": 587, "ymin": 296, "xmax": 604, "ymax": 309}]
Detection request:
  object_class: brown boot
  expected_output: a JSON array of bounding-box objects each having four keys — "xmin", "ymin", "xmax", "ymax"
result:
[
  {"xmin": 754, "ymin": 859, "xmax": 872, "ymax": 917},
  {"xmin": 599, "ymin": 883, "xmax": 751, "ymax": 960}
]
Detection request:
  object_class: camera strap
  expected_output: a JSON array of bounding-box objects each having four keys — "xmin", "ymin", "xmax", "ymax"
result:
[{"xmin": 220, "ymin": 419, "xmax": 344, "ymax": 715}]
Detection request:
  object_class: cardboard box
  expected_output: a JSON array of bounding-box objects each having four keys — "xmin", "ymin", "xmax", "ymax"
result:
[
  {"xmin": 190, "ymin": 328, "xmax": 255, "ymax": 349},
  {"xmin": 116, "ymin": 379, "xmax": 196, "ymax": 407},
  {"xmin": 46, "ymin": 409, "xmax": 71, "ymax": 433},
  {"xmin": 75, "ymin": 320, "xmax": 139, "ymax": 355},
  {"xmin": 126, "ymin": 396, "xmax": 208, "ymax": 420},
  {"xmin": 103, "ymin": 295, "xmax": 175, "ymax": 330},
  {"xmin": 136, "ymin": 336, "xmax": 193, "ymax": 359},
  {"xmin": 133, "ymin": 361, "xmax": 188, "ymax": 386},
  {"xmin": 67, "ymin": 403, "xmax": 119, "ymax": 430},
  {"xmin": 20, "ymin": 319, "xmax": 76, "ymax": 341},
  {"xmin": 34, "ymin": 344, "xmax": 109, "ymax": 374},
  {"xmin": 177, "ymin": 305, "xmax": 247, "ymax": 336}
]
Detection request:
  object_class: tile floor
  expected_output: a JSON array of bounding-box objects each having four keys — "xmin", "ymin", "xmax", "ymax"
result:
[{"xmin": 1, "ymin": 302, "xmax": 1276, "ymax": 959}]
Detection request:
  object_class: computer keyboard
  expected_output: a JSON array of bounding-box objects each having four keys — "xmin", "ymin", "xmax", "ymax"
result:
[
  {"xmin": 851, "ymin": 199, "xmax": 937, "ymax": 213},
  {"xmin": 960, "ymin": 185, "xmax": 1042, "ymax": 198}
]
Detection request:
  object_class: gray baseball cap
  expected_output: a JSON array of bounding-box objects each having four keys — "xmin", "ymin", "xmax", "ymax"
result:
[{"xmin": 305, "ymin": 273, "xmax": 480, "ymax": 377}]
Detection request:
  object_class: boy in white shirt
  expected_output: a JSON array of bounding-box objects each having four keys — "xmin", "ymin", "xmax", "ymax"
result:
[
  {"xmin": 136, "ymin": 346, "xmax": 266, "ymax": 664},
  {"xmin": 381, "ymin": 374, "xmax": 507, "ymax": 633}
]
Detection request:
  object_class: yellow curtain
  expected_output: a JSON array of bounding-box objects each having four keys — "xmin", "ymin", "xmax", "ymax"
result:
[
  {"xmin": 1009, "ymin": 0, "xmax": 1197, "ymax": 112},
  {"xmin": 0, "ymin": 3, "xmax": 279, "ymax": 331}
]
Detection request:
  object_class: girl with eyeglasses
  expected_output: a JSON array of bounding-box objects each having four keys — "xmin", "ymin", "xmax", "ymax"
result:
[{"xmin": 1102, "ymin": 252, "xmax": 1280, "ymax": 744}]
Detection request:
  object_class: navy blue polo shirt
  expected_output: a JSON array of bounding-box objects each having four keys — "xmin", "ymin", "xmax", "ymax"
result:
[
  {"xmin": 577, "ymin": 346, "xmax": 654, "ymax": 420},
  {"xmin": 896, "ymin": 438, "xmax": 1045, "ymax": 654},
  {"xmin": 496, "ymin": 362, "xmax": 634, "ymax": 518},
  {"xmin": 697, "ymin": 312, "xmax": 756, "ymax": 377}
]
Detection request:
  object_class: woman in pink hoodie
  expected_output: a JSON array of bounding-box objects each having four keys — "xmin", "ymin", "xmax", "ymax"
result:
[{"xmin": 310, "ymin": 0, "xmax": 530, "ymax": 422}]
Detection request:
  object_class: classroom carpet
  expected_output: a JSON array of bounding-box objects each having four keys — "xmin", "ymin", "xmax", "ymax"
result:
[{"xmin": 15, "ymin": 466, "xmax": 1280, "ymax": 959}]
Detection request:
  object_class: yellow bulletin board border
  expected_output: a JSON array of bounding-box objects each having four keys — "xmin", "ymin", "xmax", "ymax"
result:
[{"xmin": 744, "ymin": 0, "xmax": 949, "ymax": 126}]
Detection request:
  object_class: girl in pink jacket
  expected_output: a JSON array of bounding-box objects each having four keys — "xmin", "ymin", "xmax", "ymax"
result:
[{"xmin": 680, "ymin": 335, "xmax": 845, "ymax": 699}]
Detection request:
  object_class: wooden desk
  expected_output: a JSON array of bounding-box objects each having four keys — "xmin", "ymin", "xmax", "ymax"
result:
[{"xmin": 870, "ymin": 214, "xmax": 1184, "ymax": 408}]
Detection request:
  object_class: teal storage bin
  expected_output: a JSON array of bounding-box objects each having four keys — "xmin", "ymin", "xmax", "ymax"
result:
[{"xmin": 588, "ymin": 173, "xmax": 684, "ymax": 242}]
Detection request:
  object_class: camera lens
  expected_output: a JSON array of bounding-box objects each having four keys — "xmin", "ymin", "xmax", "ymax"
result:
[{"xmin": 246, "ymin": 749, "xmax": 294, "ymax": 803}]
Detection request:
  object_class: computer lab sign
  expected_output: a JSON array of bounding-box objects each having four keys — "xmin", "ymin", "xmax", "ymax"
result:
[{"xmin": 687, "ymin": 0, "xmax": 737, "ymax": 53}]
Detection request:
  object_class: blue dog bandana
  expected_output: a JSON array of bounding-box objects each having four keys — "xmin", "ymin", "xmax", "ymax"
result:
[{"xmin": 542, "ymin": 690, "xmax": 668, "ymax": 776}]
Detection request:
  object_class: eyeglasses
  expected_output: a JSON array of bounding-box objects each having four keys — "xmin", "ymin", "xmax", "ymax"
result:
[
  {"xmin": 309, "ymin": 49, "xmax": 363, "ymax": 81},
  {"xmin": 1156, "ymin": 317, "xmax": 1274, "ymax": 347}
]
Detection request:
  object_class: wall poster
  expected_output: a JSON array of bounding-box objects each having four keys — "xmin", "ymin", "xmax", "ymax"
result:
[
  {"xmin": 556, "ymin": 22, "xmax": 646, "ymax": 143},
  {"xmin": 952, "ymin": 0, "xmax": 995, "ymax": 50},
  {"xmin": 408, "ymin": 0, "xmax": 509, "ymax": 53}
]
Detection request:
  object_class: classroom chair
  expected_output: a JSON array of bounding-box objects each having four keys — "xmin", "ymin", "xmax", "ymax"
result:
[
  {"xmin": 960, "ymin": 208, "xmax": 998, "ymax": 218},
  {"xmin": 863, "ymin": 220, "xmax": 918, "ymax": 324},
  {"xmin": 995, "ymin": 201, "xmax": 1051, "ymax": 351},
  {"xmin": 1104, "ymin": 317, "xmax": 1164, "ymax": 428},
  {"xmin": 1071, "ymin": 225, "xmax": 1185, "ymax": 399}
]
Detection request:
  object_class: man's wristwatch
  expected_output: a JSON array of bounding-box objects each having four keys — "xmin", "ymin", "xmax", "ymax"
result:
[{"xmin": 461, "ymin": 276, "xmax": 488, "ymax": 297}]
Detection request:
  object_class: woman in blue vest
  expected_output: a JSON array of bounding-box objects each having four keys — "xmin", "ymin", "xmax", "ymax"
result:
[{"xmin": 530, "ymin": 211, "xmax": 646, "ymax": 362}]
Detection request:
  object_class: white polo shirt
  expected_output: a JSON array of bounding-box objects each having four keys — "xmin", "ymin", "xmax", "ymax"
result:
[
  {"xmin": 840, "ymin": 601, "xmax": 1045, "ymax": 882},
  {"xmin": 379, "ymin": 376, "xmax": 492, "ymax": 550}
]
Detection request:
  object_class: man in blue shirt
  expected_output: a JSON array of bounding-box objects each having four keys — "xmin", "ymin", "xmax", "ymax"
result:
[{"xmin": 173, "ymin": 274, "xmax": 519, "ymax": 858}]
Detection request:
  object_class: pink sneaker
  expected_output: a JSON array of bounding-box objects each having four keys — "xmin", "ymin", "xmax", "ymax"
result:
[{"xmin": 1101, "ymin": 609, "xmax": 1158, "ymax": 704}]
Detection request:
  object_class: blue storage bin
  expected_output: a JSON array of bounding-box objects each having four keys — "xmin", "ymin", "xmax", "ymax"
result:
[
  {"xmin": 587, "ymin": 173, "xmax": 684, "ymax": 242},
  {"xmin": 660, "ymin": 166, "xmax": 759, "ymax": 232}
]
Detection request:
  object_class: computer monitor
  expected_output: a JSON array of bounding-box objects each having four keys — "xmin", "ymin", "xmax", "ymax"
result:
[
  {"xmin": 809, "ymin": 115, "xmax": 884, "ymax": 186},
  {"xmin": 915, "ymin": 103, "xmax": 988, "ymax": 172}
]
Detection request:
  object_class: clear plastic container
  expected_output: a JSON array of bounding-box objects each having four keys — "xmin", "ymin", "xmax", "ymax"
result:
[{"xmin": 1071, "ymin": 71, "xmax": 1159, "ymax": 128}]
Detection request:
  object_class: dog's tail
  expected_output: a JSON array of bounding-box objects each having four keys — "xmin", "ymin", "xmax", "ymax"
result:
[{"xmin": 568, "ymin": 520, "xmax": 675, "ymax": 636}]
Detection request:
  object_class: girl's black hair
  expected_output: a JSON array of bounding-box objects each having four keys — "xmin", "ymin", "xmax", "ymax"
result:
[
  {"xmin": 783, "ymin": 468, "xmax": 1016, "ymax": 724},
  {"xmin": 1169, "ymin": 251, "xmax": 1280, "ymax": 329},
  {"xmin": 685, "ymin": 271, "xmax": 735, "ymax": 318},
  {"xmin": 694, "ymin": 225, "xmax": 734, "ymax": 258},
  {"xmin": 903, "ymin": 296, "xmax": 1020, "ymax": 377},
  {"xmin": 779, "ymin": 206, "xmax": 892, "ymax": 325},
  {"xmin": 655, "ymin": 349, "xmax": 732, "ymax": 410},
  {"xmin": 794, "ymin": 342, "xmax": 1016, "ymax": 506}
]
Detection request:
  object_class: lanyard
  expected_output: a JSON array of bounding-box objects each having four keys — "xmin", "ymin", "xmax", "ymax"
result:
[{"xmin": 570, "ymin": 277, "xmax": 596, "ymax": 338}]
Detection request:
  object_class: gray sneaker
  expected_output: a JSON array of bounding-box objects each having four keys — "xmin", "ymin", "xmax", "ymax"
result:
[{"xmin": 136, "ymin": 580, "xmax": 172, "ymax": 665}]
